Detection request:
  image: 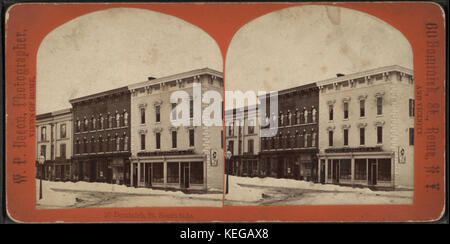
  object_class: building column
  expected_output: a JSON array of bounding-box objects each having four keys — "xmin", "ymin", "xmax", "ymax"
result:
[
  {"xmin": 137, "ymin": 162, "xmax": 141, "ymax": 187},
  {"xmin": 351, "ymin": 156, "xmax": 355, "ymax": 186},
  {"xmin": 324, "ymin": 158, "xmax": 328, "ymax": 183},
  {"xmin": 130, "ymin": 162, "xmax": 133, "ymax": 187},
  {"xmin": 391, "ymin": 153, "xmax": 395, "ymax": 189},
  {"xmin": 163, "ymin": 159, "xmax": 167, "ymax": 188}
]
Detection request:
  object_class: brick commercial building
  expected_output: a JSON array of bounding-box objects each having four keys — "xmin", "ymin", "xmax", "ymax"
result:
[
  {"xmin": 128, "ymin": 68, "xmax": 223, "ymax": 192},
  {"xmin": 259, "ymin": 83, "xmax": 320, "ymax": 181},
  {"xmin": 35, "ymin": 108, "xmax": 73, "ymax": 181},
  {"xmin": 225, "ymin": 105, "xmax": 260, "ymax": 177},
  {"xmin": 69, "ymin": 87, "xmax": 131, "ymax": 184},
  {"xmin": 316, "ymin": 65, "xmax": 414, "ymax": 189}
]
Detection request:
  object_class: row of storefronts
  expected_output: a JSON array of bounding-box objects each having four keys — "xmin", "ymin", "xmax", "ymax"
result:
[
  {"xmin": 225, "ymin": 65, "xmax": 415, "ymax": 190},
  {"xmin": 36, "ymin": 68, "xmax": 224, "ymax": 192}
]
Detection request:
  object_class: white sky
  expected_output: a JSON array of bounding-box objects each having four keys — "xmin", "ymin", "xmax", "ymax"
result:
[
  {"xmin": 36, "ymin": 7, "xmax": 222, "ymax": 114},
  {"xmin": 225, "ymin": 5, "xmax": 413, "ymax": 98}
]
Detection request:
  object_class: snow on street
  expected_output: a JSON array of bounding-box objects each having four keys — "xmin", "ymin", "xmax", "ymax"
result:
[
  {"xmin": 224, "ymin": 176, "xmax": 413, "ymax": 206},
  {"xmin": 36, "ymin": 180, "xmax": 222, "ymax": 209}
]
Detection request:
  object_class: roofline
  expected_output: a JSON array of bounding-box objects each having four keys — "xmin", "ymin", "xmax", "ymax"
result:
[
  {"xmin": 316, "ymin": 65, "xmax": 413, "ymax": 87},
  {"xmin": 36, "ymin": 108, "xmax": 72, "ymax": 120},
  {"xmin": 128, "ymin": 67, "xmax": 223, "ymax": 90},
  {"xmin": 69, "ymin": 86, "xmax": 129, "ymax": 104}
]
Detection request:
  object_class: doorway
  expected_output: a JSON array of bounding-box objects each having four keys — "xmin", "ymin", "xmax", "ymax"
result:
[
  {"xmin": 180, "ymin": 162, "xmax": 190, "ymax": 189},
  {"xmin": 368, "ymin": 159, "xmax": 377, "ymax": 186}
]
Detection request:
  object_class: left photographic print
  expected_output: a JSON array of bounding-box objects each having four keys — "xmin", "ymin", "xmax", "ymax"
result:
[{"xmin": 35, "ymin": 7, "xmax": 224, "ymax": 209}]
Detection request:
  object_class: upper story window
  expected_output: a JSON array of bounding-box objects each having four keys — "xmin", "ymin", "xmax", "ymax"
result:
[
  {"xmin": 172, "ymin": 131, "xmax": 177, "ymax": 148},
  {"xmin": 360, "ymin": 127, "xmax": 365, "ymax": 145},
  {"xmin": 155, "ymin": 105, "xmax": 161, "ymax": 122},
  {"xmin": 60, "ymin": 124, "xmax": 66, "ymax": 139},
  {"xmin": 409, "ymin": 128, "xmax": 414, "ymax": 145},
  {"xmin": 40, "ymin": 145, "xmax": 46, "ymax": 158},
  {"xmin": 376, "ymin": 96, "xmax": 383, "ymax": 115},
  {"xmin": 329, "ymin": 105, "xmax": 334, "ymax": 121},
  {"xmin": 124, "ymin": 111, "xmax": 128, "ymax": 126},
  {"xmin": 189, "ymin": 129, "xmax": 195, "ymax": 147},
  {"xmin": 41, "ymin": 126, "xmax": 47, "ymax": 141},
  {"xmin": 304, "ymin": 109, "xmax": 309, "ymax": 124},
  {"xmin": 108, "ymin": 114, "xmax": 112, "ymax": 128},
  {"xmin": 115, "ymin": 112, "xmax": 120, "ymax": 127},
  {"xmin": 140, "ymin": 134, "xmax": 146, "ymax": 150},
  {"xmin": 84, "ymin": 118, "xmax": 89, "ymax": 131},
  {"xmin": 409, "ymin": 99, "xmax": 415, "ymax": 117},
  {"xmin": 343, "ymin": 129, "xmax": 349, "ymax": 146},
  {"xmin": 99, "ymin": 115, "xmax": 104, "ymax": 129},
  {"xmin": 328, "ymin": 130, "xmax": 333, "ymax": 147},
  {"xmin": 228, "ymin": 122, "xmax": 234, "ymax": 136},
  {"xmin": 377, "ymin": 126, "xmax": 383, "ymax": 144},
  {"xmin": 343, "ymin": 102, "xmax": 349, "ymax": 119},
  {"xmin": 296, "ymin": 110, "xmax": 300, "ymax": 124},
  {"xmin": 140, "ymin": 107, "xmax": 146, "ymax": 124},
  {"xmin": 248, "ymin": 139, "xmax": 254, "ymax": 154},
  {"xmin": 190, "ymin": 99, "xmax": 194, "ymax": 119},
  {"xmin": 171, "ymin": 103, "xmax": 177, "ymax": 121},
  {"xmin": 156, "ymin": 132, "xmax": 161, "ymax": 149},
  {"xmin": 312, "ymin": 107, "xmax": 317, "ymax": 123},
  {"xmin": 248, "ymin": 119, "xmax": 255, "ymax": 134},
  {"xmin": 360, "ymin": 100, "xmax": 365, "ymax": 117}
]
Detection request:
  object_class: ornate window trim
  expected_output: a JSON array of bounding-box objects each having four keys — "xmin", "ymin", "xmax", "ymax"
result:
[
  {"xmin": 357, "ymin": 123, "xmax": 368, "ymax": 128},
  {"xmin": 326, "ymin": 126, "xmax": 335, "ymax": 131},
  {"xmin": 374, "ymin": 121, "xmax": 385, "ymax": 127},
  {"xmin": 341, "ymin": 124, "xmax": 351, "ymax": 130}
]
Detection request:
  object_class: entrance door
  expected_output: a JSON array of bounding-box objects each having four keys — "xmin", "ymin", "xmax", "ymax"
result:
[
  {"xmin": 277, "ymin": 157, "xmax": 284, "ymax": 178},
  {"xmin": 368, "ymin": 159, "xmax": 377, "ymax": 186},
  {"xmin": 132, "ymin": 164, "xmax": 138, "ymax": 187},
  {"xmin": 320, "ymin": 160, "xmax": 325, "ymax": 184},
  {"xmin": 180, "ymin": 163, "xmax": 189, "ymax": 189},
  {"xmin": 332, "ymin": 160, "xmax": 339, "ymax": 184},
  {"xmin": 146, "ymin": 164, "xmax": 152, "ymax": 187}
]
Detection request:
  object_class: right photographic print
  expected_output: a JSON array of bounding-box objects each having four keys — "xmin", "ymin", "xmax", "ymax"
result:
[{"xmin": 224, "ymin": 5, "xmax": 414, "ymax": 206}]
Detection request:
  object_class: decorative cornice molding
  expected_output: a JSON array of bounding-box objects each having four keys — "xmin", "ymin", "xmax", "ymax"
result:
[{"xmin": 357, "ymin": 123, "xmax": 368, "ymax": 128}]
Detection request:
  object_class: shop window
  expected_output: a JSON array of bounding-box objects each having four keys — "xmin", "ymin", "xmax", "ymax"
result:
[
  {"xmin": 140, "ymin": 163, "xmax": 145, "ymax": 182},
  {"xmin": 152, "ymin": 163, "xmax": 163, "ymax": 183},
  {"xmin": 355, "ymin": 159, "xmax": 367, "ymax": 180},
  {"xmin": 190, "ymin": 162, "xmax": 204, "ymax": 184},
  {"xmin": 167, "ymin": 162, "xmax": 179, "ymax": 183},
  {"xmin": 339, "ymin": 159, "xmax": 351, "ymax": 180},
  {"xmin": 377, "ymin": 158, "xmax": 391, "ymax": 181},
  {"xmin": 327, "ymin": 160, "xmax": 332, "ymax": 179}
]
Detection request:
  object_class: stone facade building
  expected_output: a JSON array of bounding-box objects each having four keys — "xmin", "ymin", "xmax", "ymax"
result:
[
  {"xmin": 35, "ymin": 108, "xmax": 73, "ymax": 181},
  {"xmin": 69, "ymin": 87, "xmax": 131, "ymax": 184},
  {"xmin": 259, "ymin": 83, "xmax": 320, "ymax": 181},
  {"xmin": 128, "ymin": 68, "xmax": 223, "ymax": 192},
  {"xmin": 316, "ymin": 65, "xmax": 414, "ymax": 189}
]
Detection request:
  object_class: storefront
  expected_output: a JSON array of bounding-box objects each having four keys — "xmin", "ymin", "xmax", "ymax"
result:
[
  {"xmin": 72, "ymin": 153, "xmax": 130, "ymax": 184},
  {"xmin": 317, "ymin": 147, "xmax": 395, "ymax": 188},
  {"xmin": 54, "ymin": 158, "xmax": 71, "ymax": 181},
  {"xmin": 131, "ymin": 150, "xmax": 207, "ymax": 191},
  {"xmin": 230, "ymin": 154, "xmax": 258, "ymax": 177},
  {"xmin": 258, "ymin": 149, "xmax": 318, "ymax": 181}
]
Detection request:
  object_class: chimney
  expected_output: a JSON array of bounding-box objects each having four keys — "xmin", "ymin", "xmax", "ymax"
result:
[
  {"xmin": 148, "ymin": 77, "xmax": 157, "ymax": 81},
  {"xmin": 336, "ymin": 73, "xmax": 345, "ymax": 77}
]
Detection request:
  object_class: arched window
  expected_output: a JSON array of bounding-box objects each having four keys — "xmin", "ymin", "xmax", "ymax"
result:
[
  {"xmin": 124, "ymin": 111, "xmax": 128, "ymax": 126},
  {"xmin": 116, "ymin": 112, "xmax": 120, "ymax": 127}
]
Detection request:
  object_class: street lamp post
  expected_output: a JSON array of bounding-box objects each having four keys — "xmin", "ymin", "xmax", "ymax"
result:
[
  {"xmin": 225, "ymin": 150, "xmax": 232, "ymax": 194},
  {"xmin": 38, "ymin": 155, "xmax": 45, "ymax": 200}
]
